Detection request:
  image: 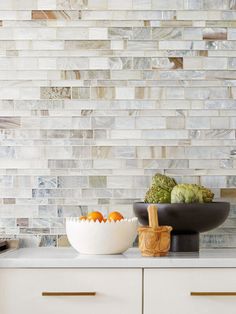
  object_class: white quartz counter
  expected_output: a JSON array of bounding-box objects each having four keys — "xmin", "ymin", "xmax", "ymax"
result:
[{"xmin": 0, "ymin": 248, "xmax": 236, "ymax": 268}]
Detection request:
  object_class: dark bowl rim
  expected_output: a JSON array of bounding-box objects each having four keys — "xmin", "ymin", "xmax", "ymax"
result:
[{"xmin": 134, "ymin": 201, "xmax": 230, "ymax": 204}]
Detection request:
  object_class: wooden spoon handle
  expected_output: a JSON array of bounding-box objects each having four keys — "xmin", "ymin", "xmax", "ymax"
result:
[{"xmin": 147, "ymin": 205, "xmax": 159, "ymax": 229}]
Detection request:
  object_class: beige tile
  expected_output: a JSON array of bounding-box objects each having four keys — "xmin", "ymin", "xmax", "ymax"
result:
[
  {"xmin": 41, "ymin": 87, "xmax": 71, "ymax": 99},
  {"xmin": 116, "ymin": 87, "xmax": 134, "ymax": 100},
  {"xmin": 108, "ymin": 0, "xmax": 132, "ymax": 9},
  {"xmin": 88, "ymin": 0, "xmax": 107, "ymax": 9},
  {"xmin": 89, "ymin": 28, "xmax": 108, "ymax": 39}
]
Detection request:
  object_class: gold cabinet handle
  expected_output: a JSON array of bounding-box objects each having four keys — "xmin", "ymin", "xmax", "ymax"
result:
[
  {"xmin": 42, "ymin": 292, "xmax": 96, "ymax": 297},
  {"xmin": 191, "ymin": 292, "xmax": 236, "ymax": 296}
]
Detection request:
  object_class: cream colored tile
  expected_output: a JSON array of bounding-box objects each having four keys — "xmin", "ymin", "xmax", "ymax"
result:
[
  {"xmin": 89, "ymin": 57, "xmax": 109, "ymax": 69},
  {"xmin": 116, "ymin": 87, "xmax": 135, "ymax": 100},
  {"xmin": 38, "ymin": 0, "xmax": 57, "ymax": 9},
  {"xmin": 133, "ymin": 0, "xmax": 151, "ymax": 9},
  {"xmin": 152, "ymin": 0, "xmax": 183, "ymax": 9},
  {"xmin": 108, "ymin": 0, "xmax": 132, "ymax": 9},
  {"xmin": 111, "ymin": 40, "xmax": 124, "ymax": 50},
  {"xmin": 88, "ymin": 0, "xmax": 108, "ymax": 9},
  {"xmin": 89, "ymin": 28, "xmax": 108, "ymax": 39}
]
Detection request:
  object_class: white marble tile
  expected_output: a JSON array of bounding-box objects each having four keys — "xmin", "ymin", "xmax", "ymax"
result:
[{"xmin": 0, "ymin": 1, "xmax": 234, "ymax": 249}]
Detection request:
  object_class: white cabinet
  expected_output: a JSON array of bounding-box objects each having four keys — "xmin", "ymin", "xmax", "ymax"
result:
[
  {"xmin": 1, "ymin": 266, "xmax": 236, "ymax": 314},
  {"xmin": 0, "ymin": 269, "xmax": 142, "ymax": 314},
  {"xmin": 144, "ymin": 269, "xmax": 236, "ymax": 314}
]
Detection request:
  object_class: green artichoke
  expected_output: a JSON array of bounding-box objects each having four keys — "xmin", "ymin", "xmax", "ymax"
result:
[
  {"xmin": 201, "ymin": 186, "xmax": 215, "ymax": 203},
  {"xmin": 144, "ymin": 185, "xmax": 171, "ymax": 203},
  {"xmin": 144, "ymin": 173, "xmax": 177, "ymax": 203},
  {"xmin": 171, "ymin": 184, "xmax": 214, "ymax": 204},
  {"xmin": 152, "ymin": 173, "xmax": 177, "ymax": 192}
]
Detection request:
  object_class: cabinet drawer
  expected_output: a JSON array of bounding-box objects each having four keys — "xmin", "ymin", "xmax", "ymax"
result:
[
  {"xmin": 144, "ymin": 269, "xmax": 236, "ymax": 314},
  {"xmin": 0, "ymin": 269, "xmax": 142, "ymax": 314}
]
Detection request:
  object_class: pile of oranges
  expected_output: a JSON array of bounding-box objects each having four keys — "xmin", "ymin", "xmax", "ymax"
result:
[{"xmin": 80, "ymin": 211, "xmax": 124, "ymax": 223}]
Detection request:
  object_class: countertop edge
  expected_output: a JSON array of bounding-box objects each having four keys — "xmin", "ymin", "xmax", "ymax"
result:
[{"xmin": 1, "ymin": 248, "xmax": 236, "ymax": 269}]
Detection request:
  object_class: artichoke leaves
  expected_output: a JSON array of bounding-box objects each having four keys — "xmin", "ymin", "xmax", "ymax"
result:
[
  {"xmin": 144, "ymin": 173, "xmax": 177, "ymax": 203},
  {"xmin": 144, "ymin": 173, "xmax": 214, "ymax": 204},
  {"xmin": 171, "ymin": 184, "xmax": 214, "ymax": 204}
]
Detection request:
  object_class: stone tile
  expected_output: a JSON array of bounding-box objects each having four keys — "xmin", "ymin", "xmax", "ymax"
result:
[
  {"xmin": 201, "ymin": 175, "xmax": 227, "ymax": 188},
  {"xmin": 133, "ymin": 27, "xmax": 151, "ymax": 40},
  {"xmin": 89, "ymin": 28, "xmax": 108, "ymax": 40},
  {"xmin": 0, "ymin": 117, "xmax": 21, "ymax": 128},
  {"xmin": 227, "ymin": 176, "xmax": 236, "ymax": 187},
  {"xmin": 183, "ymin": 28, "xmax": 202, "ymax": 40},
  {"xmin": 41, "ymin": 87, "xmax": 71, "ymax": 99},
  {"xmin": 38, "ymin": 205, "xmax": 57, "ymax": 217},
  {"xmin": 89, "ymin": 176, "xmax": 107, "ymax": 188},
  {"xmin": 133, "ymin": 57, "xmax": 151, "ymax": 69},
  {"xmin": 39, "ymin": 235, "xmax": 57, "ymax": 247},
  {"xmin": 16, "ymin": 218, "xmax": 29, "ymax": 227},
  {"xmin": 203, "ymin": 28, "xmax": 227, "ymax": 40},
  {"xmin": 38, "ymin": 176, "xmax": 57, "ymax": 188},
  {"xmin": 116, "ymin": 87, "xmax": 135, "ymax": 100},
  {"xmin": 91, "ymin": 87, "xmax": 115, "ymax": 99},
  {"xmin": 72, "ymin": 87, "xmax": 90, "ymax": 99},
  {"xmin": 32, "ymin": 10, "xmax": 58, "ymax": 19},
  {"xmin": 133, "ymin": 0, "xmax": 152, "ymax": 9},
  {"xmin": 229, "ymin": 0, "xmax": 236, "ymax": 9},
  {"xmin": 152, "ymin": 0, "xmax": 183, "ymax": 9},
  {"xmin": 109, "ymin": 57, "xmax": 132, "ymax": 70},
  {"xmin": 56, "ymin": 0, "xmax": 87, "ymax": 9},
  {"xmin": 135, "ymin": 117, "xmax": 166, "ymax": 129},
  {"xmin": 0, "ymin": 0, "xmax": 235, "ymax": 250},
  {"xmin": 108, "ymin": 27, "xmax": 132, "ymax": 39},
  {"xmin": 57, "ymin": 235, "xmax": 70, "ymax": 247},
  {"xmin": 57, "ymin": 176, "xmax": 88, "ymax": 188},
  {"xmin": 166, "ymin": 117, "xmax": 185, "ymax": 129},
  {"xmin": 38, "ymin": 0, "xmax": 57, "ymax": 9},
  {"xmin": 152, "ymin": 57, "xmax": 183, "ymax": 69},
  {"xmin": 152, "ymin": 28, "xmax": 182, "ymax": 40},
  {"xmin": 87, "ymin": 0, "xmax": 107, "ymax": 9},
  {"xmin": 65, "ymin": 40, "xmax": 110, "ymax": 50},
  {"xmin": 92, "ymin": 116, "xmax": 115, "ymax": 128},
  {"xmin": 57, "ymin": 28, "xmax": 88, "ymax": 40},
  {"xmin": 136, "ymin": 147, "xmax": 162, "ymax": 159},
  {"xmin": 57, "ymin": 57, "xmax": 89, "ymax": 70},
  {"xmin": 58, "ymin": 205, "xmax": 87, "ymax": 217},
  {"xmin": 108, "ymin": 0, "xmax": 132, "ymax": 9},
  {"xmin": 184, "ymin": 0, "xmax": 228, "ymax": 10}
]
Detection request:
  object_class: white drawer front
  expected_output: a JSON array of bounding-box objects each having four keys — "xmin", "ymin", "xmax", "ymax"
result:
[
  {"xmin": 144, "ymin": 269, "xmax": 236, "ymax": 314},
  {"xmin": 0, "ymin": 269, "xmax": 142, "ymax": 314}
]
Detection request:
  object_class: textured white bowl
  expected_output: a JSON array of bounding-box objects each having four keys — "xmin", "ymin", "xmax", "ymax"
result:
[{"xmin": 66, "ymin": 217, "xmax": 138, "ymax": 255}]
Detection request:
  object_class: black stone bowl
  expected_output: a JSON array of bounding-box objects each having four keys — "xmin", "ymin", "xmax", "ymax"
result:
[{"xmin": 133, "ymin": 202, "xmax": 230, "ymax": 252}]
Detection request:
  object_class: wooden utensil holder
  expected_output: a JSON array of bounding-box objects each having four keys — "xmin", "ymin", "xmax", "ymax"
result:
[{"xmin": 138, "ymin": 205, "xmax": 172, "ymax": 257}]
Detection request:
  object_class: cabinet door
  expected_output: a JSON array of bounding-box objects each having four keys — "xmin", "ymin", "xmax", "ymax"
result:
[
  {"xmin": 0, "ymin": 269, "xmax": 142, "ymax": 314},
  {"xmin": 144, "ymin": 269, "xmax": 236, "ymax": 314}
]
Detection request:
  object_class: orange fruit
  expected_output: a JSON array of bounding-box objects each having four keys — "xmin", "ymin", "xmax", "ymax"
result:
[
  {"xmin": 108, "ymin": 211, "xmax": 124, "ymax": 221},
  {"xmin": 79, "ymin": 216, "xmax": 87, "ymax": 221},
  {"xmin": 103, "ymin": 218, "xmax": 107, "ymax": 223},
  {"xmin": 87, "ymin": 211, "xmax": 104, "ymax": 222}
]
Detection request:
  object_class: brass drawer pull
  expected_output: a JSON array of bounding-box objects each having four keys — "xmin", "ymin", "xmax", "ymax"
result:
[
  {"xmin": 42, "ymin": 292, "xmax": 96, "ymax": 297},
  {"xmin": 191, "ymin": 292, "xmax": 236, "ymax": 296}
]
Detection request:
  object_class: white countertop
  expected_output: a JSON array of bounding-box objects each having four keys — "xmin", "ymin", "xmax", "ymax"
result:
[{"xmin": 1, "ymin": 248, "xmax": 236, "ymax": 268}]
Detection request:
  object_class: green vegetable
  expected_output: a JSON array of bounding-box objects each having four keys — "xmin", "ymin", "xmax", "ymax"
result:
[
  {"xmin": 152, "ymin": 173, "xmax": 177, "ymax": 192},
  {"xmin": 171, "ymin": 184, "xmax": 214, "ymax": 204},
  {"xmin": 201, "ymin": 186, "xmax": 215, "ymax": 203},
  {"xmin": 144, "ymin": 185, "xmax": 171, "ymax": 203},
  {"xmin": 144, "ymin": 173, "xmax": 177, "ymax": 203}
]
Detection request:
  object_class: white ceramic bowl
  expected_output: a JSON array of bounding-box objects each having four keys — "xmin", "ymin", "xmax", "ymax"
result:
[{"xmin": 66, "ymin": 217, "xmax": 138, "ymax": 255}]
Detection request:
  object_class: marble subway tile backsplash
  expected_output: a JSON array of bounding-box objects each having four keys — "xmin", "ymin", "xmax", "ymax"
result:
[{"xmin": 0, "ymin": 0, "xmax": 236, "ymax": 248}]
